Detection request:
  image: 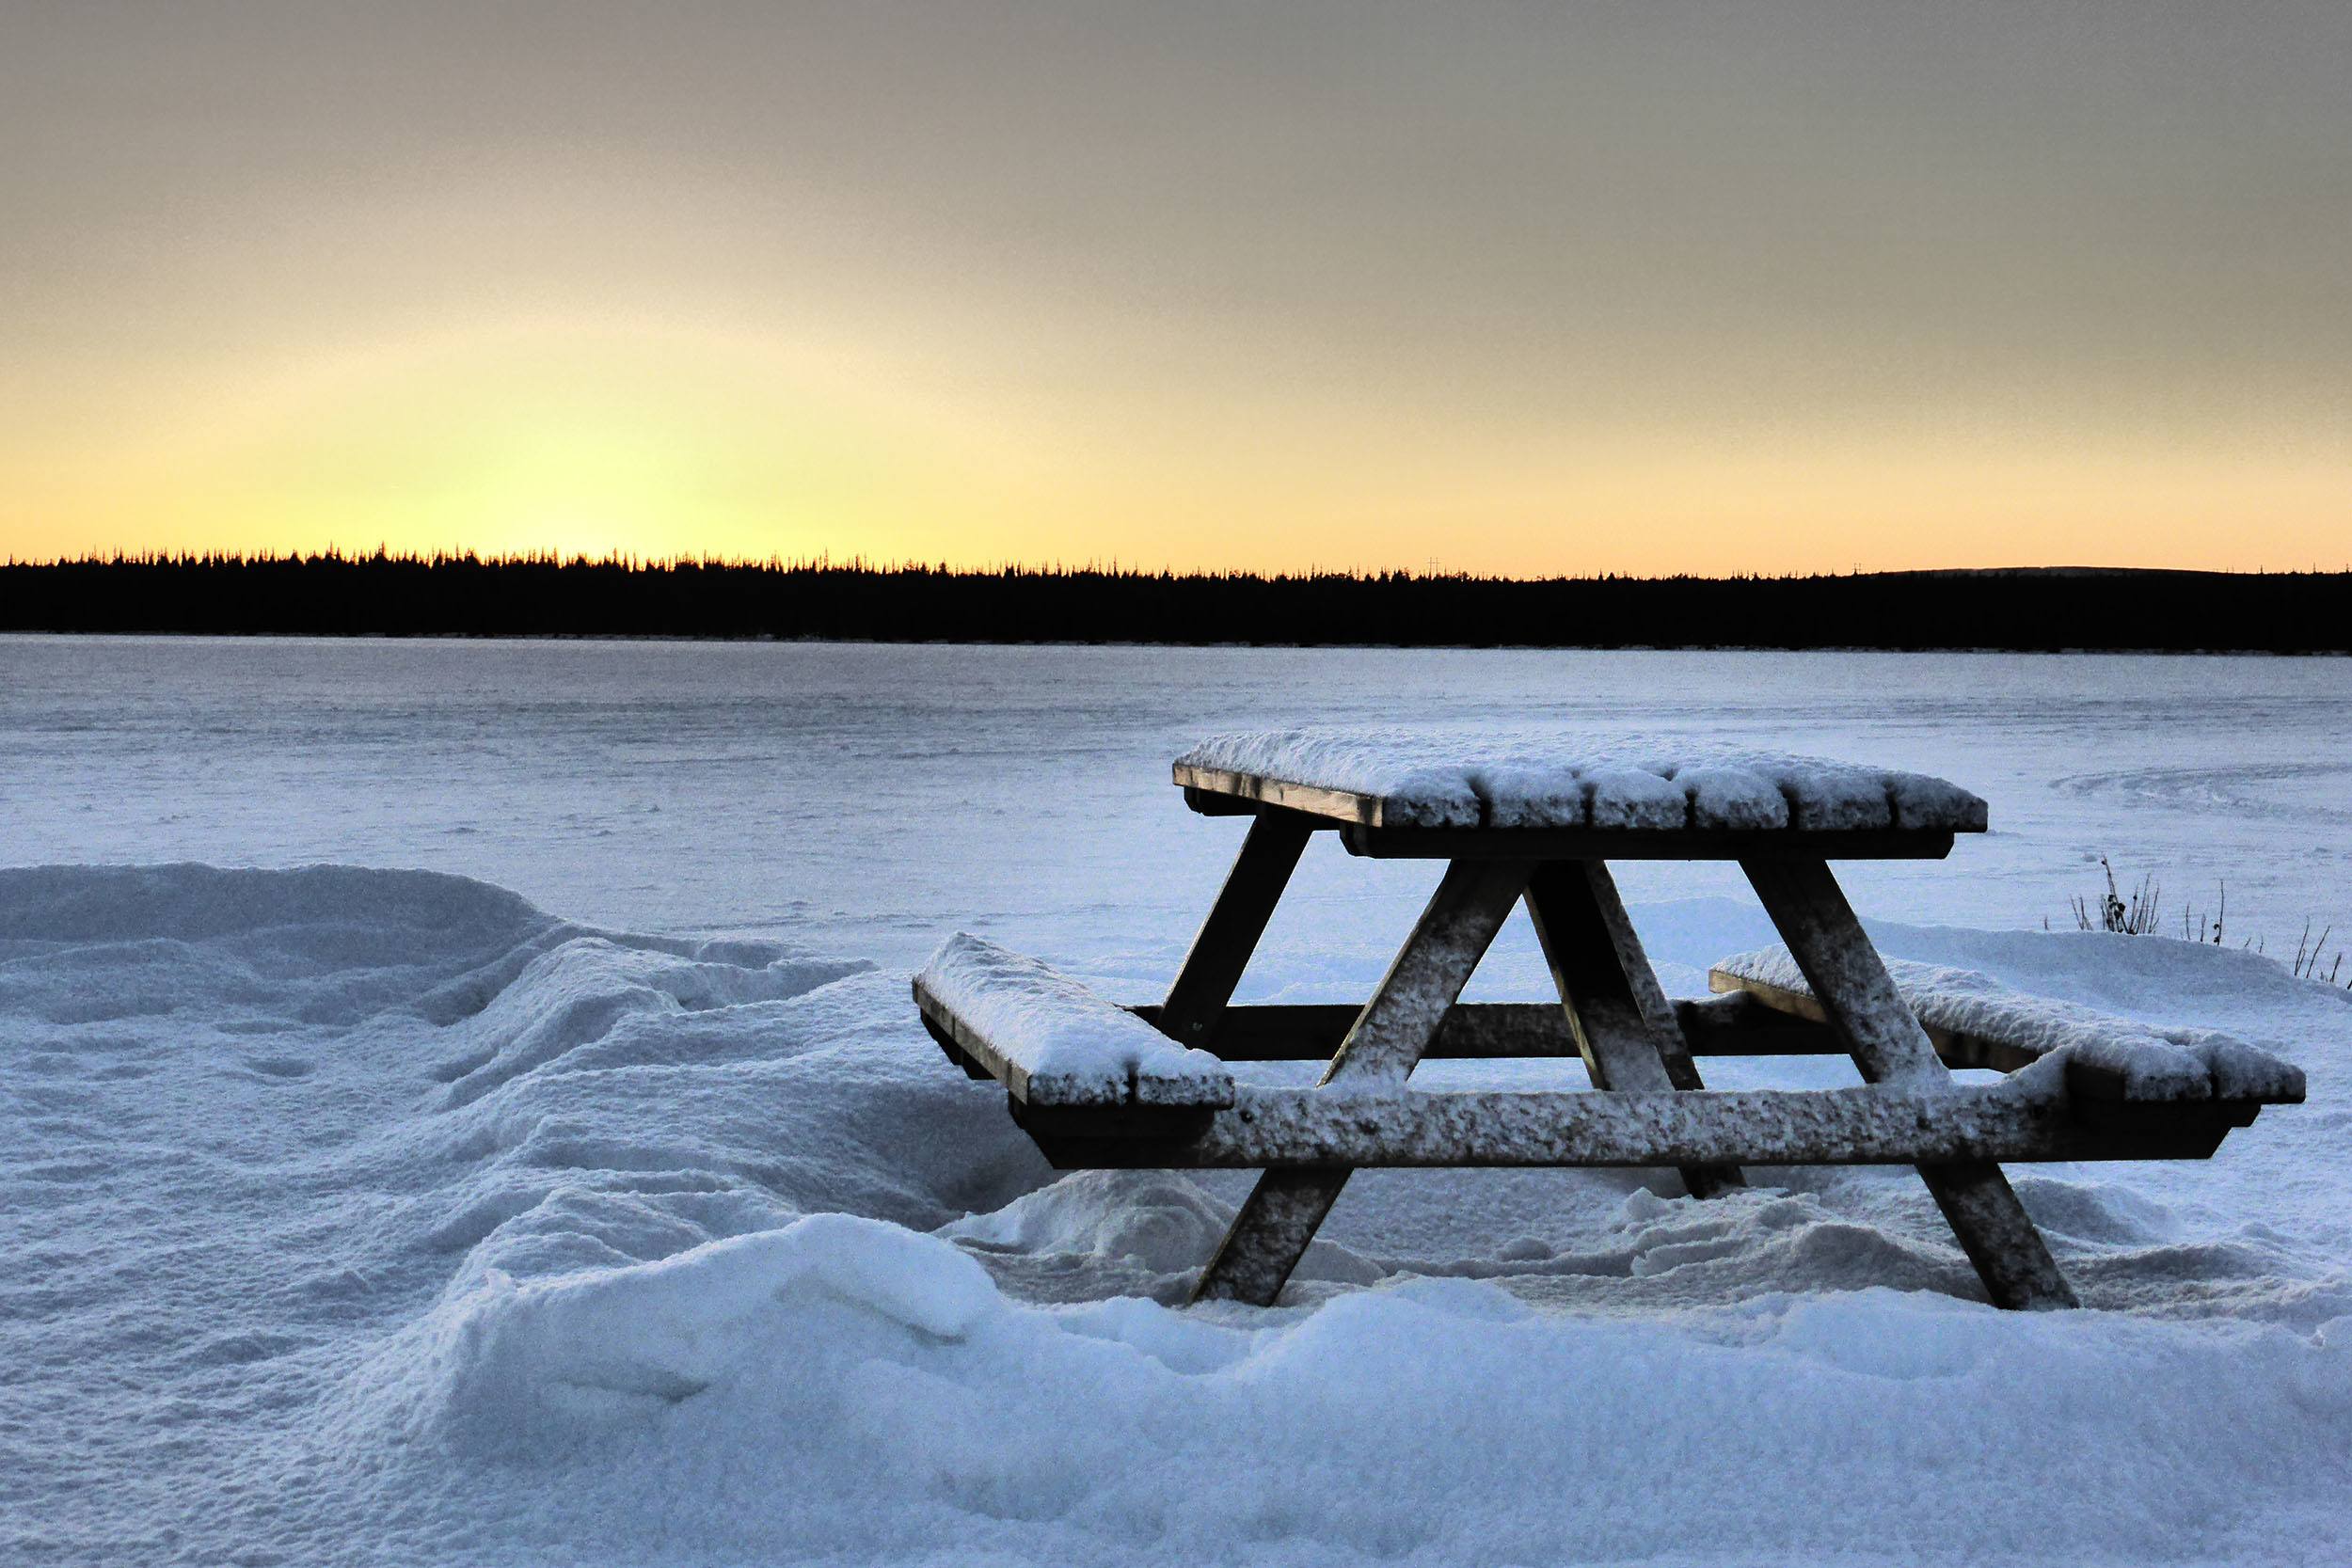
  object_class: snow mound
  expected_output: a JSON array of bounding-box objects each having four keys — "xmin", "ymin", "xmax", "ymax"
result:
[
  {"xmin": 1178, "ymin": 726, "xmax": 1988, "ymax": 831},
  {"xmin": 388, "ymin": 1214, "xmax": 1005, "ymax": 1455},
  {"xmin": 432, "ymin": 933, "xmax": 868, "ymax": 1106},
  {"xmin": 943, "ymin": 1168, "xmax": 1380, "ymax": 1285},
  {"xmin": 353, "ymin": 1230, "xmax": 2352, "ymax": 1567},
  {"xmin": 9, "ymin": 863, "xmax": 2352, "ymax": 1566},
  {"xmin": 0, "ymin": 861, "xmax": 555, "ymax": 1027}
]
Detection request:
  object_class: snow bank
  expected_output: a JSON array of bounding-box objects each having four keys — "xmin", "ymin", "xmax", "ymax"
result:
[
  {"xmin": 1178, "ymin": 727, "xmax": 1989, "ymax": 831},
  {"xmin": 9, "ymin": 863, "xmax": 2352, "ymax": 1567},
  {"xmin": 391, "ymin": 1214, "xmax": 1004, "ymax": 1455},
  {"xmin": 361, "ymin": 1221, "xmax": 2352, "ymax": 1567},
  {"xmin": 1713, "ymin": 944, "xmax": 2307, "ymax": 1102}
]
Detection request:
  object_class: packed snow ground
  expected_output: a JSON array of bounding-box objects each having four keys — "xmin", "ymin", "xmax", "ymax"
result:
[
  {"xmin": 5, "ymin": 640, "xmax": 2352, "ymax": 1565},
  {"xmin": 9, "ymin": 866, "xmax": 2352, "ymax": 1566}
]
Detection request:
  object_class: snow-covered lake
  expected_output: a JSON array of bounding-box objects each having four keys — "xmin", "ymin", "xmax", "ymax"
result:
[
  {"xmin": 8, "ymin": 636, "xmax": 2350, "ymax": 968},
  {"xmin": 5, "ymin": 636, "xmax": 2350, "ymax": 1565}
]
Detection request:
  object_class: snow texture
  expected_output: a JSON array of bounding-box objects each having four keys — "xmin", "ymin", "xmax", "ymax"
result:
[
  {"xmin": 917, "ymin": 931, "xmax": 1233, "ymax": 1106},
  {"xmin": 8, "ymin": 861, "xmax": 2351, "ymax": 1568},
  {"xmin": 1179, "ymin": 726, "xmax": 1990, "ymax": 831},
  {"xmin": 8, "ymin": 641, "xmax": 2352, "ymax": 1568},
  {"xmin": 1714, "ymin": 945, "xmax": 2308, "ymax": 1104}
]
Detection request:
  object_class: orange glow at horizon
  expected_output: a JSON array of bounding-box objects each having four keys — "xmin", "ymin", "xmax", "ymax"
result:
[
  {"xmin": 7, "ymin": 317, "xmax": 2343, "ymax": 576},
  {"xmin": 5, "ymin": 6, "xmax": 2346, "ymax": 577}
]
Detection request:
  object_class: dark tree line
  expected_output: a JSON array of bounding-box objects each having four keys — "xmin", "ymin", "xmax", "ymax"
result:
[{"xmin": 2, "ymin": 552, "xmax": 2346, "ymax": 652}]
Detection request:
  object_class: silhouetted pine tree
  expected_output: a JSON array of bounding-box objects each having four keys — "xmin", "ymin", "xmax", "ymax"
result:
[{"xmin": 0, "ymin": 552, "xmax": 2344, "ymax": 651}]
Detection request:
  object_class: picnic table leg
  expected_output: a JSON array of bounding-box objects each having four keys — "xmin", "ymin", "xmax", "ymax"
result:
[
  {"xmin": 1158, "ymin": 810, "xmax": 1316, "ymax": 1049},
  {"xmin": 1523, "ymin": 861, "xmax": 1743, "ymax": 1198},
  {"xmin": 1741, "ymin": 856, "xmax": 2078, "ymax": 1309},
  {"xmin": 1192, "ymin": 856, "xmax": 1534, "ymax": 1306}
]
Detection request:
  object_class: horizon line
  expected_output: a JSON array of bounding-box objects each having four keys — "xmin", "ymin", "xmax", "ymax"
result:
[{"xmin": 9, "ymin": 549, "xmax": 2351, "ymax": 583}]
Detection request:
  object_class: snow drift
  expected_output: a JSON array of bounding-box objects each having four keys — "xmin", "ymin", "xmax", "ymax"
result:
[{"xmin": 7, "ymin": 863, "xmax": 2352, "ymax": 1566}]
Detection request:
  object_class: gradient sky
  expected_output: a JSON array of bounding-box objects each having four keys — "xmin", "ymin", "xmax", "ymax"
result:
[{"xmin": 4, "ymin": 2, "xmax": 2346, "ymax": 573}]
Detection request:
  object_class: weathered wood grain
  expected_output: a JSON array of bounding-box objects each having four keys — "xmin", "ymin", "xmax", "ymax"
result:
[
  {"xmin": 1191, "ymin": 857, "xmax": 1534, "ymax": 1307},
  {"xmin": 911, "ymin": 950, "xmax": 1235, "ymax": 1111},
  {"xmin": 1157, "ymin": 811, "xmax": 1314, "ymax": 1050},
  {"xmin": 1173, "ymin": 764, "xmax": 1385, "ymax": 825},
  {"xmin": 1707, "ymin": 967, "xmax": 2040, "ymax": 1071},
  {"xmin": 1340, "ymin": 825, "xmax": 1958, "ymax": 861},
  {"xmin": 1741, "ymin": 855, "xmax": 2079, "ymax": 1309},
  {"xmin": 1022, "ymin": 1082, "xmax": 2251, "ymax": 1169},
  {"xmin": 1126, "ymin": 995, "xmax": 1849, "ymax": 1061},
  {"xmin": 1314, "ymin": 859, "xmax": 1539, "ymax": 1085},
  {"xmin": 1129, "ymin": 1001, "xmax": 1577, "ymax": 1058},
  {"xmin": 1712, "ymin": 963, "xmax": 2303, "ymax": 1106},
  {"xmin": 1524, "ymin": 861, "xmax": 1742, "ymax": 1196}
]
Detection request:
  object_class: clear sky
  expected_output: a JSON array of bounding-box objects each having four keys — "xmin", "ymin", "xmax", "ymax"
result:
[{"xmin": 4, "ymin": 2, "xmax": 2346, "ymax": 574}]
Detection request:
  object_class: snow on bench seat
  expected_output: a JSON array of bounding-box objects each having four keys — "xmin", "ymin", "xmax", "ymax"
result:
[
  {"xmin": 1175, "ymin": 728, "xmax": 1988, "ymax": 834},
  {"xmin": 914, "ymin": 934, "xmax": 1236, "ymax": 1111},
  {"xmin": 1708, "ymin": 946, "xmax": 2305, "ymax": 1106}
]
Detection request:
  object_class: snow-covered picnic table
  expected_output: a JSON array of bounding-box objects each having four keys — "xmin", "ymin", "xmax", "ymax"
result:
[
  {"xmin": 914, "ymin": 731, "xmax": 2302, "ymax": 1308},
  {"xmin": 1171, "ymin": 729, "xmax": 1989, "ymax": 839}
]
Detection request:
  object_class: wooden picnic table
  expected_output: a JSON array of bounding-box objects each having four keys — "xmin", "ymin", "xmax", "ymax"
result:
[{"xmin": 914, "ymin": 734, "xmax": 2302, "ymax": 1309}]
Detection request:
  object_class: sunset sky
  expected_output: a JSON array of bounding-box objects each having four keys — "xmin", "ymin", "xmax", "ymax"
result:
[{"xmin": 4, "ymin": 2, "xmax": 2345, "ymax": 575}]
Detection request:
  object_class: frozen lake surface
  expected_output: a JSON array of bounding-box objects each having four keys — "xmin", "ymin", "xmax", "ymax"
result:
[
  {"xmin": 4, "ymin": 636, "xmax": 2350, "ymax": 1566},
  {"xmin": 6, "ymin": 636, "xmax": 2349, "ymax": 973}
]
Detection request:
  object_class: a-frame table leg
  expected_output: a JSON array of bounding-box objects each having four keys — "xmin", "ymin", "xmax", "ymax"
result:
[
  {"xmin": 1741, "ymin": 856, "xmax": 2078, "ymax": 1309},
  {"xmin": 1159, "ymin": 811, "xmax": 1316, "ymax": 1048},
  {"xmin": 1523, "ymin": 861, "xmax": 1743, "ymax": 1198},
  {"xmin": 1192, "ymin": 857, "xmax": 1534, "ymax": 1306}
]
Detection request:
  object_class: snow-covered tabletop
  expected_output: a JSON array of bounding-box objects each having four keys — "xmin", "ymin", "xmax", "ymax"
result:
[{"xmin": 1175, "ymin": 728, "xmax": 1988, "ymax": 833}]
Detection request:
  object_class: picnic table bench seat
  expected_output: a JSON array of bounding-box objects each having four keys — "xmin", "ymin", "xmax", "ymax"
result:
[
  {"xmin": 915, "ymin": 933, "xmax": 1234, "ymax": 1131},
  {"xmin": 1708, "ymin": 946, "xmax": 2305, "ymax": 1111},
  {"xmin": 914, "ymin": 730, "xmax": 2305, "ymax": 1310},
  {"xmin": 917, "ymin": 936, "xmax": 2301, "ymax": 1159}
]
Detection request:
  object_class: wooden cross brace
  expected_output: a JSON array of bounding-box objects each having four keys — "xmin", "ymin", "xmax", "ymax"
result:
[{"xmin": 1173, "ymin": 819, "xmax": 2074, "ymax": 1309}]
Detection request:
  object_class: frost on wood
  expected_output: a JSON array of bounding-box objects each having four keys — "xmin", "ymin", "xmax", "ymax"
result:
[
  {"xmin": 1176, "ymin": 727, "xmax": 1989, "ymax": 832},
  {"xmin": 915, "ymin": 933, "xmax": 1235, "ymax": 1108},
  {"xmin": 1711, "ymin": 945, "xmax": 2306, "ymax": 1104},
  {"xmin": 1149, "ymin": 1082, "xmax": 2111, "ymax": 1167}
]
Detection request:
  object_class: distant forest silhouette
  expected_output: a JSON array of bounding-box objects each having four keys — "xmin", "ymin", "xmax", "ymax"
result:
[{"xmin": 4, "ymin": 552, "xmax": 2347, "ymax": 652}]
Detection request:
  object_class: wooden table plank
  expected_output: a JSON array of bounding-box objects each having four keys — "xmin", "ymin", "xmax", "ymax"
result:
[
  {"xmin": 1127, "ymin": 996, "xmax": 1853, "ymax": 1061},
  {"xmin": 1340, "ymin": 825, "xmax": 1958, "ymax": 861},
  {"xmin": 1172, "ymin": 754, "xmax": 1988, "ymax": 838},
  {"xmin": 1174, "ymin": 764, "xmax": 1383, "ymax": 825},
  {"xmin": 1131, "ymin": 1000, "xmax": 1581, "ymax": 1059},
  {"xmin": 1021, "ymin": 1083, "xmax": 2252, "ymax": 1169}
]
